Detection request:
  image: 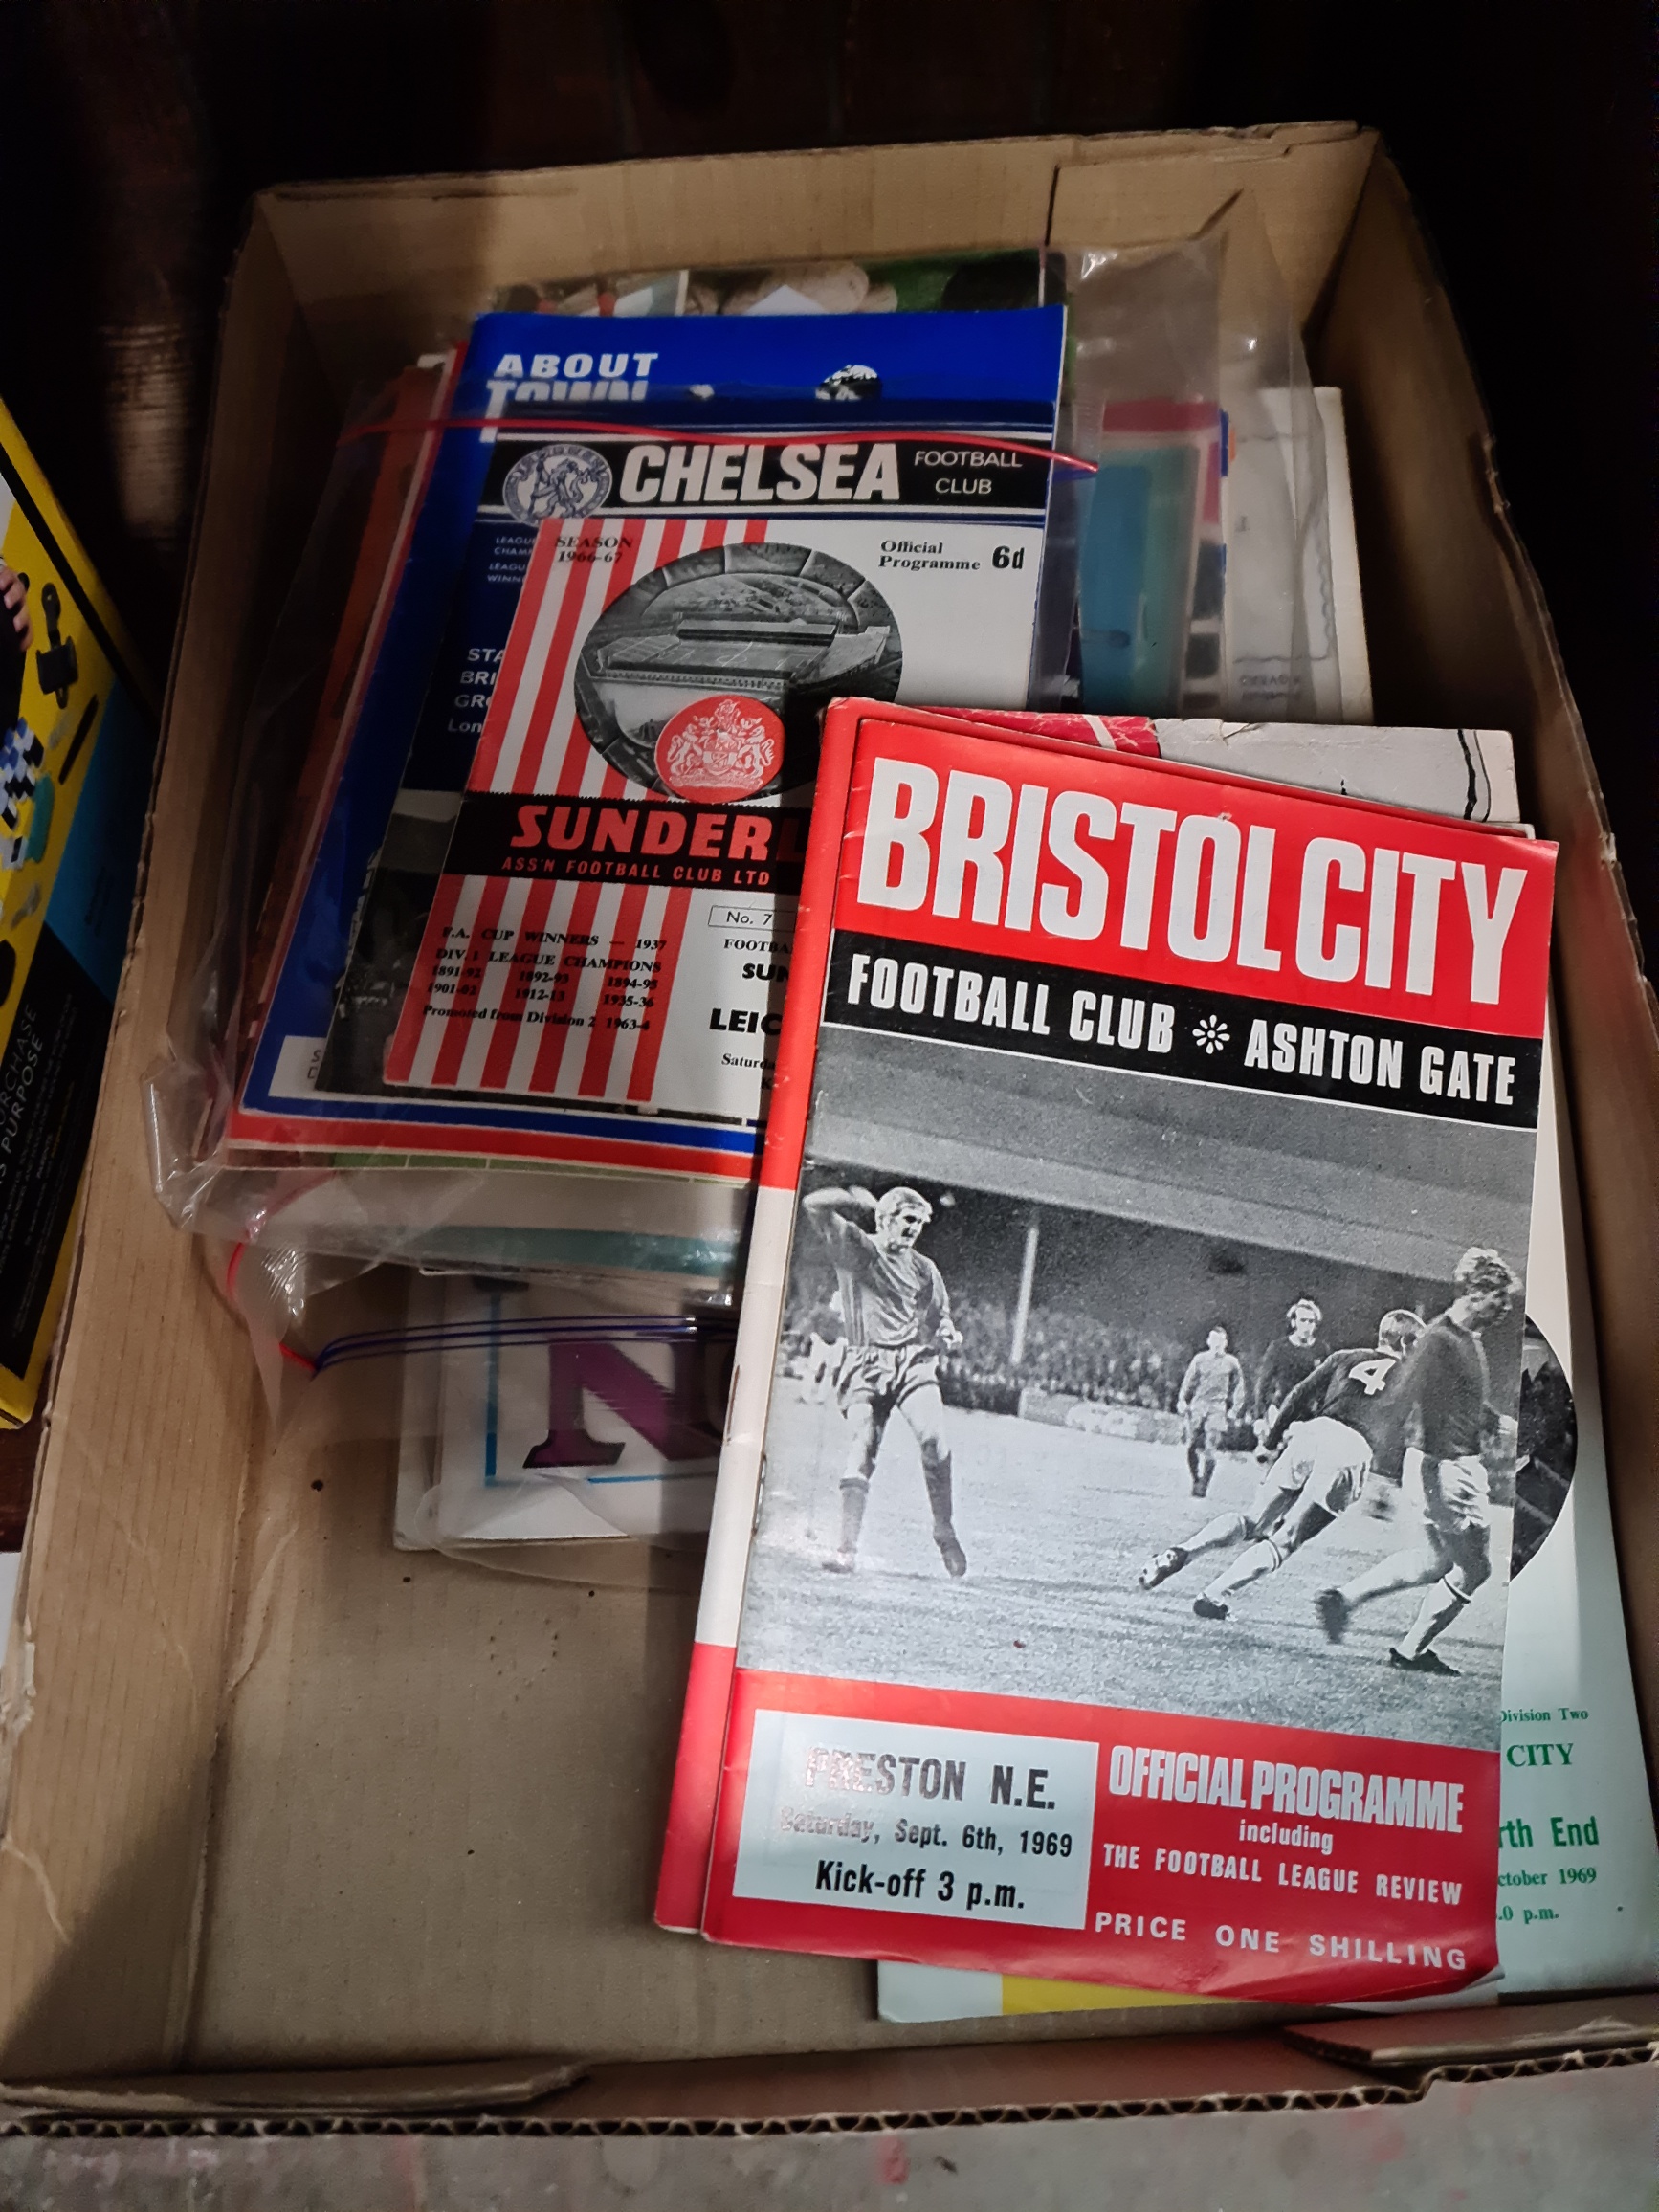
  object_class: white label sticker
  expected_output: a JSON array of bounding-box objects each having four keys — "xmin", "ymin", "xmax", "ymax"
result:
[
  {"xmin": 706, "ymin": 903, "xmax": 776, "ymax": 934},
  {"xmin": 271, "ymin": 1034, "xmax": 327, "ymax": 1098},
  {"xmin": 733, "ymin": 1710, "xmax": 1096, "ymax": 1928}
]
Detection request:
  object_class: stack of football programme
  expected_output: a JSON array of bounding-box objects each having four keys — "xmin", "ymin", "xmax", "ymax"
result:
[
  {"xmin": 660, "ymin": 701, "xmax": 1556, "ymax": 2004},
  {"xmin": 232, "ymin": 310, "xmax": 1065, "ymax": 1185}
]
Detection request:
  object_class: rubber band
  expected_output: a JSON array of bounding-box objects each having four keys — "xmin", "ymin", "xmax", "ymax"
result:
[
  {"xmin": 309, "ymin": 1310, "xmax": 737, "ymax": 1377},
  {"xmin": 335, "ymin": 414, "xmax": 1098, "ymax": 476}
]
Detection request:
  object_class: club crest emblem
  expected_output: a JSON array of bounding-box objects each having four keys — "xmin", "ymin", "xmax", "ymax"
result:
[
  {"xmin": 502, "ymin": 442, "xmax": 613, "ymax": 521},
  {"xmin": 654, "ymin": 695, "xmax": 785, "ymax": 803}
]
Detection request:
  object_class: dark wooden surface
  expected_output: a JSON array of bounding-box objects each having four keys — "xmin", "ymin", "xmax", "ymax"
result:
[
  {"xmin": 0, "ymin": 1414, "xmax": 38, "ymax": 1551},
  {"xmin": 0, "ymin": 0, "xmax": 1648, "ymax": 967}
]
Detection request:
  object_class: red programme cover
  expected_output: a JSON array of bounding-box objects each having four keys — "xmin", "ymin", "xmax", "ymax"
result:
[
  {"xmin": 653, "ymin": 705, "xmax": 1158, "ymax": 1934},
  {"xmin": 683, "ymin": 701, "xmax": 1555, "ymax": 2002}
]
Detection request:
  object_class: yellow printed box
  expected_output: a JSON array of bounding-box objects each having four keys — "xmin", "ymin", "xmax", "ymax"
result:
[{"xmin": 0, "ymin": 402, "xmax": 154, "ymax": 1424}]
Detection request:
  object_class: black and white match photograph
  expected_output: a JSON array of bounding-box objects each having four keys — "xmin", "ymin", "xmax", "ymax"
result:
[{"xmin": 735, "ymin": 1024, "xmax": 1537, "ymax": 1753}]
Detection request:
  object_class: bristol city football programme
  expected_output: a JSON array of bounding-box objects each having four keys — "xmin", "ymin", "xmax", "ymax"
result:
[
  {"xmin": 672, "ymin": 702, "xmax": 1556, "ymax": 2002},
  {"xmin": 231, "ymin": 310, "xmax": 1064, "ymax": 1175}
]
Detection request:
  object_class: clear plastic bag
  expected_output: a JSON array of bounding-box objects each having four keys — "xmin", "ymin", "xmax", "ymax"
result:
[
  {"xmin": 1214, "ymin": 194, "xmax": 1336, "ymax": 721},
  {"xmin": 1054, "ymin": 194, "xmax": 1337, "ymax": 722},
  {"xmin": 144, "ymin": 259, "xmax": 1077, "ymax": 1314},
  {"xmin": 144, "ymin": 228, "xmax": 1338, "ymax": 1405},
  {"xmin": 1064, "ymin": 231, "xmax": 1223, "ymax": 717},
  {"xmin": 143, "ymin": 365, "xmax": 754, "ymax": 1305},
  {"xmin": 252, "ymin": 1262, "xmax": 734, "ymax": 1583},
  {"xmin": 148, "ymin": 365, "xmax": 447, "ymax": 1236},
  {"xmin": 391, "ymin": 1277, "xmax": 733, "ymax": 1559}
]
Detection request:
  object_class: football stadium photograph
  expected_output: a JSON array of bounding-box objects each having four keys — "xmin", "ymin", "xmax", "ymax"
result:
[{"xmin": 736, "ymin": 1024, "xmax": 1537, "ymax": 1753}]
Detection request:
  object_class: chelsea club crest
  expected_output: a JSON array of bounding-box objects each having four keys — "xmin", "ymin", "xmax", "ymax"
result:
[{"xmin": 502, "ymin": 442, "xmax": 614, "ymax": 521}]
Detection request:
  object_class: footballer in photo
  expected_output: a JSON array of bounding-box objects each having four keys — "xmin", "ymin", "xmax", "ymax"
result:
[{"xmin": 739, "ymin": 1026, "xmax": 1535, "ymax": 1753}]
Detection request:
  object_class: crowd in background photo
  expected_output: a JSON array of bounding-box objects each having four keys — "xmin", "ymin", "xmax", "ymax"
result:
[{"xmin": 784, "ymin": 1291, "xmax": 1196, "ymax": 1420}]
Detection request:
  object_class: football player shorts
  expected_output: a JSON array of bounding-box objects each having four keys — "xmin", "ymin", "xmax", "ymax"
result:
[
  {"xmin": 1276, "ymin": 1415, "xmax": 1373, "ymax": 1516},
  {"xmin": 1186, "ymin": 1406, "xmax": 1231, "ymax": 1450},
  {"xmin": 1248, "ymin": 1428, "xmax": 1314, "ymax": 1527},
  {"xmin": 837, "ymin": 1344, "xmax": 940, "ymax": 1420},
  {"xmin": 1415, "ymin": 1449, "xmax": 1491, "ymax": 1537}
]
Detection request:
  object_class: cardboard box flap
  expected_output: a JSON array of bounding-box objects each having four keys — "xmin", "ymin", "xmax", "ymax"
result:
[
  {"xmin": 0, "ymin": 206, "xmax": 331, "ymax": 2084},
  {"xmin": 262, "ymin": 122, "xmax": 1379, "ymax": 398},
  {"xmin": 1052, "ymin": 124, "xmax": 1376, "ymax": 321},
  {"xmin": 0, "ymin": 2056, "xmax": 582, "ymax": 2119},
  {"xmin": 542, "ymin": 2030, "xmax": 1388, "ymax": 2127},
  {"xmin": 262, "ymin": 135, "xmax": 1072, "ymax": 395},
  {"xmin": 1285, "ymin": 1994, "xmax": 1659, "ymax": 2071},
  {"xmin": 1320, "ymin": 151, "xmax": 1659, "ymax": 1759}
]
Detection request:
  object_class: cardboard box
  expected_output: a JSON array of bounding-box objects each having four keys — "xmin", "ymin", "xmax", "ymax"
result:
[{"xmin": 0, "ymin": 121, "xmax": 1652, "ymax": 2125}]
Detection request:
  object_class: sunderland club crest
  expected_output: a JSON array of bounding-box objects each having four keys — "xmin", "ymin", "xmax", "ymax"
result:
[
  {"xmin": 575, "ymin": 540, "xmax": 902, "ymax": 795},
  {"xmin": 502, "ymin": 441, "xmax": 613, "ymax": 521},
  {"xmin": 654, "ymin": 695, "xmax": 785, "ymax": 804}
]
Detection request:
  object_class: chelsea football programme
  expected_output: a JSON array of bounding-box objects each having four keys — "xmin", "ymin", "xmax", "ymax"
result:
[{"xmin": 232, "ymin": 311, "xmax": 1065, "ymax": 1178}]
